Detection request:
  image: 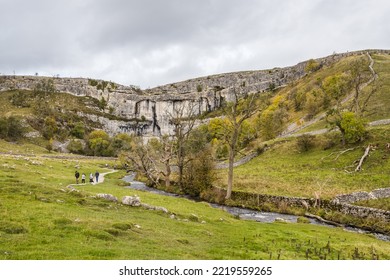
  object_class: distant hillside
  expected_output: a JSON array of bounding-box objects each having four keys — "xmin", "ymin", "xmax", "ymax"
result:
[{"xmin": 0, "ymin": 49, "xmax": 389, "ymax": 153}]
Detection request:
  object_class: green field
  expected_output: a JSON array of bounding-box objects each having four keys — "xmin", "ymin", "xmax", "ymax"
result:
[
  {"xmin": 216, "ymin": 125, "xmax": 390, "ymax": 199},
  {"xmin": 1, "ymin": 145, "xmax": 390, "ymax": 260}
]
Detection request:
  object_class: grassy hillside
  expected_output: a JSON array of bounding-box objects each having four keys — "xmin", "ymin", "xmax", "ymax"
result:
[
  {"xmin": 281, "ymin": 52, "xmax": 390, "ymax": 133},
  {"xmin": 1, "ymin": 145, "xmax": 390, "ymax": 260},
  {"xmin": 216, "ymin": 124, "xmax": 390, "ymax": 199},
  {"xmin": 214, "ymin": 52, "xmax": 390, "ymax": 199}
]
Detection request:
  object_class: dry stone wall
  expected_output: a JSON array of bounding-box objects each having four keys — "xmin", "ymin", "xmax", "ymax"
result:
[{"xmin": 212, "ymin": 185, "xmax": 390, "ymax": 222}]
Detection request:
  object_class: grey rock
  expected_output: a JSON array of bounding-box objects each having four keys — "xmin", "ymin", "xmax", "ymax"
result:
[
  {"xmin": 96, "ymin": 193, "xmax": 118, "ymax": 202},
  {"xmin": 122, "ymin": 195, "xmax": 141, "ymax": 206}
]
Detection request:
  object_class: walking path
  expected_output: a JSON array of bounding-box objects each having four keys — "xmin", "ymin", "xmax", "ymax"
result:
[{"xmin": 67, "ymin": 170, "xmax": 118, "ymax": 189}]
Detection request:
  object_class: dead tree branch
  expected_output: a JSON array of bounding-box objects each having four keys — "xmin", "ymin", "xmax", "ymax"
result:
[{"xmin": 355, "ymin": 145, "xmax": 371, "ymax": 172}]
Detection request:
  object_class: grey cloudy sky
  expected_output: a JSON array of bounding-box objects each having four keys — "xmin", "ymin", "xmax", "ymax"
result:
[{"xmin": 1, "ymin": 0, "xmax": 389, "ymax": 88}]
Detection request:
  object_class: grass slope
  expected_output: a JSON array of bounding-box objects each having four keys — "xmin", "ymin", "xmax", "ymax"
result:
[
  {"xmin": 1, "ymin": 145, "xmax": 390, "ymax": 260},
  {"xmin": 217, "ymin": 125, "xmax": 390, "ymax": 199},
  {"xmin": 215, "ymin": 53, "xmax": 390, "ymax": 199}
]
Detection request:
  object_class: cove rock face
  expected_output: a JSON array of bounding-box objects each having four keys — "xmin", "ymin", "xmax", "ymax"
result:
[{"xmin": 4, "ymin": 50, "xmax": 378, "ymax": 137}]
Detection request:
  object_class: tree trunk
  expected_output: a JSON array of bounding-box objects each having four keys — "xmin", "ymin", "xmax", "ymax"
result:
[
  {"xmin": 226, "ymin": 147, "xmax": 235, "ymax": 199},
  {"xmin": 177, "ymin": 141, "xmax": 184, "ymax": 189},
  {"xmin": 226, "ymin": 130, "xmax": 238, "ymax": 199},
  {"xmin": 165, "ymin": 162, "xmax": 171, "ymax": 188}
]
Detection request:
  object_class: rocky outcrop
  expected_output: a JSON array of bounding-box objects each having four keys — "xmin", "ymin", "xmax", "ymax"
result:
[
  {"xmin": 2, "ymin": 49, "xmax": 388, "ymax": 137},
  {"xmin": 0, "ymin": 59, "xmax": 309, "ymax": 137}
]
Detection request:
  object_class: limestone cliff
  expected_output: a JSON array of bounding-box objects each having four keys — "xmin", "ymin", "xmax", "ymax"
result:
[{"xmin": 1, "ymin": 49, "xmax": 386, "ymax": 137}]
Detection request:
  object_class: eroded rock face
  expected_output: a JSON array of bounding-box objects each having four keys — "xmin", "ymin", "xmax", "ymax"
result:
[
  {"xmin": 0, "ymin": 70, "xmax": 300, "ymax": 137},
  {"xmin": 3, "ymin": 50, "xmax": 386, "ymax": 137}
]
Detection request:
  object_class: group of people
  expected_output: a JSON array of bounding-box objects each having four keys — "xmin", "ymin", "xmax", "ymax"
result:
[{"xmin": 74, "ymin": 170, "xmax": 100, "ymax": 184}]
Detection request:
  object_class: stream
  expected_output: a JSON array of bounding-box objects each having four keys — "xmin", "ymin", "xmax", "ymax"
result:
[{"xmin": 122, "ymin": 174, "xmax": 390, "ymax": 242}]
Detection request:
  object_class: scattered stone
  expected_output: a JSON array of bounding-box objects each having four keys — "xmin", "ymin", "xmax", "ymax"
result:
[
  {"xmin": 170, "ymin": 214, "xmax": 176, "ymax": 219},
  {"xmin": 122, "ymin": 195, "xmax": 141, "ymax": 206},
  {"xmin": 140, "ymin": 203, "xmax": 154, "ymax": 210},
  {"xmin": 153, "ymin": 206, "xmax": 169, "ymax": 213},
  {"xmin": 96, "ymin": 193, "xmax": 118, "ymax": 202},
  {"xmin": 134, "ymin": 224, "xmax": 141, "ymax": 229},
  {"xmin": 140, "ymin": 203, "xmax": 168, "ymax": 213}
]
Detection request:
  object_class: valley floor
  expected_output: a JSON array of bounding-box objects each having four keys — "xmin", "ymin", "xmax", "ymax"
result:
[{"xmin": 1, "ymin": 147, "xmax": 390, "ymax": 259}]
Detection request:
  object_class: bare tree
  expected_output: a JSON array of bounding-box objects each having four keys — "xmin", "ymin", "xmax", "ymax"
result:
[
  {"xmin": 167, "ymin": 100, "xmax": 199, "ymax": 189},
  {"xmin": 125, "ymin": 137, "xmax": 160, "ymax": 186},
  {"xmin": 348, "ymin": 54, "xmax": 377, "ymax": 116},
  {"xmin": 220, "ymin": 90, "xmax": 259, "ymax": 199},
  {"xmin": 153, "ymin": 134, "xmax": 175, "ymax": 188}
]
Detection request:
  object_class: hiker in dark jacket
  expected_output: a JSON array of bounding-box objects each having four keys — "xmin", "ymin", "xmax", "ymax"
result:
[
  {"xmin": 95, "ymin": 171, "xmax": 100, "ymax": 183},
  {"xmin": 75, "ymin": 171, "xmax": 80, "ymax": 184}
]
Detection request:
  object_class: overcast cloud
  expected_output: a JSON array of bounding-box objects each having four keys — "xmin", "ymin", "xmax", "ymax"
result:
[{"xmin": 1, "ymin": 0, "xmax": 389, "ymax": 88}]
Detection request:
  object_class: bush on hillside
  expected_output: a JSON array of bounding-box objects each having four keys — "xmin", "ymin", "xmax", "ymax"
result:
[
  {"xmin": 297, "ymin": 134, "xmax": 315, "ymax": 152},
  {"xmin": 0, "ymin": 116, "xmax": 25, "ymax": 141}
]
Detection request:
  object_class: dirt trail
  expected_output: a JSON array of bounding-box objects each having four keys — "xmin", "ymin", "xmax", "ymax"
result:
[{"xmin": 68, "ymin": 170, "xmax": 118, "ymax": 188}]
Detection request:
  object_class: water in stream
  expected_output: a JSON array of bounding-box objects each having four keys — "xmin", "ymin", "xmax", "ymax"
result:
[{"xmin": 122, "ymin": 174, "xmax": 390, "ymax": 242}]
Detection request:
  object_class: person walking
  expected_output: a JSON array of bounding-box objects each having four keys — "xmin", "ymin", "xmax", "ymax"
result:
[
  {"xmin": 81, "ymin": 173, "xmax": 86, "ymax": 184},
  {"xmin": 95, "ymin": 171, "xmax": 100, "ymax": 183},
  {"xmin": 89, "ymin": 173, "xmax": 94, "ymax": 184},
  {"xmin": 75, "ymin": 171, "xmax": 80, "ymax": 184}
]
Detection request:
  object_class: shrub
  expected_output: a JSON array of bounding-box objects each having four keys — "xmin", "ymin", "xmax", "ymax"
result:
[
  {"xmin": 340, "ymin": 112, "xmax": 367, "ymax": 144},
  {"xmin": 305, "ymin": 59, "xmax": 321, "ymax": 73},
  {"xmin": 10, "ymin": 91, "xmax": 30, "ymax": 107},
  {"xmin": 67, "ymin": 139, "xmax": 84, "ymax": 154},
  {"xmin": 0, "ymin": 116, "xmax": 25, "ymax": 141},
  {"xmin": 42, "ymin": 116, "xmax": 58, "ymax": 140},
  {"xmin": 70, "ymin": 122, "xmax": 85, "ymax": 139},
  {"xmin": 182, "ymin": 148, "xmax": 215, "ymax": 197},
  {"xmin": 297, "ymin": 134, "xmax": 315, "ymax": 152}
]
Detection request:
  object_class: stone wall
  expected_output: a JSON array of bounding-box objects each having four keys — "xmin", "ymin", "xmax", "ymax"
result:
[
  {"xmin": 332, "ymin": 187, "xmax": 390, "ymax": 204},
  {"xmin": 212, "ymin": 185, "xmax": 390, "ymax": 222},
  {"xmin": 213, "ymin": 187, "xmax": 315, "ymax": 209},
  {"xmin": 332, "ymin": 203, "xmax": 390, "ymax": 220}
]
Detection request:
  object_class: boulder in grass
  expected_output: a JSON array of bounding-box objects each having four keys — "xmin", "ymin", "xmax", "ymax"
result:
[{"xmin": 122, "ymin": 196, "xmax": 141, "ymax": 206}]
